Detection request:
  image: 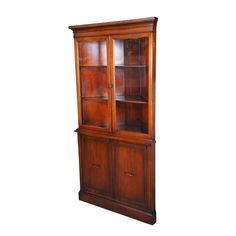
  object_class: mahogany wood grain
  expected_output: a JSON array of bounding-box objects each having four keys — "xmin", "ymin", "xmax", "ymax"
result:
[
  {"xmin": 80, "ymin": 67, "xmax": 108, "ymax": 98},
  {"xmin": 77, "ymin": 129, "xmax": 154, "ymax": 145},
  {"xmin": 113, "ymin": 142, "xmax": 147, "ymax": 207},
  {"xmin": 78, "ymin": 40, "xmax": 107, "ymax": 66},
  {"xmin": 82, "ymin": 99, "xmax": 108, "ymax": 128},
  {"xmin": 69, "ymin": 17, "xmax": 157, "ymax": 38},
  {"xmin": 81, "ymin": 136, "xmax": 112, "ymax": 196}
]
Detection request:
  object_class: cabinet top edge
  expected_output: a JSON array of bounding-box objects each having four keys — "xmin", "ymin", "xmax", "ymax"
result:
[{"xmin": 68, "ymin": 17, "xmax": 158, "ymax": 31}]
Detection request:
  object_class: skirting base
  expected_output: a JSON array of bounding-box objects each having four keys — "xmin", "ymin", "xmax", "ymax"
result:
[{"xmin": 79, "ymin": 191, "xmax": 156, "ymax": 225}]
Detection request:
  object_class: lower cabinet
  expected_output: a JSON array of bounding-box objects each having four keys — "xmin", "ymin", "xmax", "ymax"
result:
[{"xmin": 79, "ymin": 134, "xmax": 155, "ymax": 224}]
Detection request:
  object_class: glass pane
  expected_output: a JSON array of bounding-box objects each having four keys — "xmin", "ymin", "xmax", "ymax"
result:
[
  {"xmin": 114, "ymin": 37, "xmax": 148, "ymax": 133},
  {"xmin": 78, "ymin": 40, "xmax": 109, "ymax": 128}
]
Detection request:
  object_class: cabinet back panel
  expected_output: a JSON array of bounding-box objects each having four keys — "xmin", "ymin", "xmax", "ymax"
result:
[
  {"xmin": 116, "ymin": 103, "xmax": 148, "ymax": 133},
  {"xmin": 78, "ymin": 41, "xmax": 107, "ymax": 66},
  {"xmin": 80, "ymin": 67, "xmax": 108, "ymax": 98},
  {"xmin": 82, "ymin": 100, "xmax": 108, "ymax": 128}
]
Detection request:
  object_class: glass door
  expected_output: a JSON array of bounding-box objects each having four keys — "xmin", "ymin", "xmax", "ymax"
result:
[
  {"xmin": 76, "ymin": 37, "xmax": 111, "ymax": 130},
  {"xmin": 112, "ymin": 34, "xmax": 150, "ymax": 135}
]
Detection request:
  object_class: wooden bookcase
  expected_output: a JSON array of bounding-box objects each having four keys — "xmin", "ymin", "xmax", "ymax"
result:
[{"xmin": 69, "ymin": 17, "xmax": 158, "ymax": 224}]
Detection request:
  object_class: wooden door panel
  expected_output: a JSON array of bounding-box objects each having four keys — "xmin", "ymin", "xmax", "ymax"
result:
[
  {"xmin": 82, "ymin": 136, "xmax": 111, "ymax": 196},
  {"xmin": 113, "ymin": 142, "xmax": 147, "ymax": 207}
]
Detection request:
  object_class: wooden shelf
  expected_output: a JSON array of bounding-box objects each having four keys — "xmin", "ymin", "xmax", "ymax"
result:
[
  {"xmin": 116, "ymin": 95, "xmax": 147, "ymax": 104},
  {"xmin": 82, "ymin": 96, "xmax": 108, "ymax": 101},
  {"xmin": 80, "ymin": 65, "xmax": 107, "ymax": 68},
  {"xmin": 80, "ymin": 65, "xmax": 146, "ymax": 68},
  {"xmin": 115, "ymin": 64, "xmax": 147, "ymax": 68},
  {"xmin": 82, "ymin": 96, "xmax": 147, "ymax": 104}
]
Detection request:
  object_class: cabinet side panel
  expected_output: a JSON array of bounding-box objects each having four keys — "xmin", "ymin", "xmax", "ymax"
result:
[{"xmin": 146, "ymin": 143, "xmax": 155, "ymax": 211}]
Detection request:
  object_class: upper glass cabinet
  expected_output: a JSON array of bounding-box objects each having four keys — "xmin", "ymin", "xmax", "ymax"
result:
[
  {"xmin": 76, "ymin": 35, "xmax": 151, "ymax": 135},
  {"xmin": 113, "ymin": 37, "xmax": 149, "ymax": 134},
  {"xmin": 77, "ymin": 39, "xmax": 110, "ymax": 129}
]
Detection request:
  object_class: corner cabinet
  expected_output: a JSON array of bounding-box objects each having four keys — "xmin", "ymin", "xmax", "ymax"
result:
[{"xmin": 69, "ymin": 17, "xmax": 158, "ymax": 224}]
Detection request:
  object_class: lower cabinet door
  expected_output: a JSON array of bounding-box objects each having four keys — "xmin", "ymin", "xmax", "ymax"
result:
[
  {"xmin": 113, "ymin": 142, "xmax": 147, "ymax": 208},
  {"xmin": 81, "ymin": 135, "xmax": 111, "ymax": 196}
]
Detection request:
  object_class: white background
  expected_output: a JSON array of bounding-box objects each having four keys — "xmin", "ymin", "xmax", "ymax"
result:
[{"xmin": 0, "ymin": 0, "xmax": 236, "ymax": 235}]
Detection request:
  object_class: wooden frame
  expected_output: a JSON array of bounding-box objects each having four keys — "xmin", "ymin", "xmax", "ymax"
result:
[
  {"xmin": 69, "ymin": 17, "xmax": 158, "ymax": 224},
  {"xmin": 110, "ymin": 32, "xmax": 153, "ymax": 138},
  {"xmin": 74, "ymin": 36, "xmax": 112, "ymax": 132}
]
